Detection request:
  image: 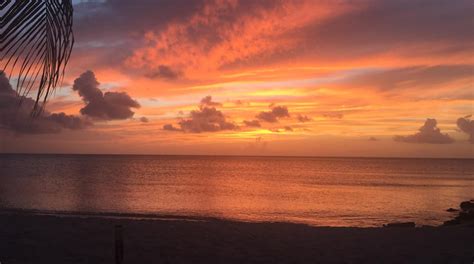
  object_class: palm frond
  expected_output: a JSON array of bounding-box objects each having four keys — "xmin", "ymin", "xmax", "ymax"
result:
[{"xmin": 1, "ymin": 0, "xmax": 74, "ymax": 116}]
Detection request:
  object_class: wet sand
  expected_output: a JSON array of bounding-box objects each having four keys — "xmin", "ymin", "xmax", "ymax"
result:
[{"xmin": 0, "ymin": 212, "xmax": 473, "ymax": 264}]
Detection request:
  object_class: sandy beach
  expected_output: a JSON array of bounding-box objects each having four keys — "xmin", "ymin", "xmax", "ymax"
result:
[{"xmin": 0, "ymin": 211, "xmax": 472, "ymax": 264}]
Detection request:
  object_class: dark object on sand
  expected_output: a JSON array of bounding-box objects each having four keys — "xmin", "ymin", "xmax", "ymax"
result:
[
  {"xmin": 443, "ymin": 200, "xmax": 474, "ymax": 226},
  {"xmin": 115, "ymin": 225, "xmax": 124, "ymax": 264},
  {"xmin": 383, "ymin": 222, "xmax": 416, "ymax": 228},
  {"xmin": 446, "ymin": 208, "xmax": 459, "ymax": 212},
  {"xmin": 457, "ymin": 211, "xmax": 474, "ymax": 221},
  {"xmin": 460, "ymin": 201, "xmax": 474, "ymax": 211},
  {"xmin": 443, "ymin": 219, "xmax": 461, "ymax": 226}
]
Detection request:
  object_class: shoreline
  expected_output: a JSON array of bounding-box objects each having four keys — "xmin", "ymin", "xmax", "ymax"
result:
[
  {"xmin": 0, "ymin": 207, "xmax": 225, "ymax": 223},
  {"xmin": 1, "ymin": 199, "xmax": 471, "ymax": 227},
  {"xmin": 0, "ymin": 207, "xmax": 455, "ymax": 228},
  {"xmin": 1, "ymin": 209, "xmax": 473, "ymax": 263}
]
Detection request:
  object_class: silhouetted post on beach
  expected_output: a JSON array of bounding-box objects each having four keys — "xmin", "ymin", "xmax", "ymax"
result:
[{"xmin": 115, "ymin": 225, "xmax": 124, "ymax": 264}]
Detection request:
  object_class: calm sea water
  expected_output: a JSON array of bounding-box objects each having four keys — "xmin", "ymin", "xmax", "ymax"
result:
[{"xmin": 0, "ymin": 154, "xmax": 472, "ymax": 227}]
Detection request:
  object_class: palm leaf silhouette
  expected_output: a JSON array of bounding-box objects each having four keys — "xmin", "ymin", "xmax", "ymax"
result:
[{"xmin": 1, "ymin": 0, "xmax": 74, "ymax": 115}]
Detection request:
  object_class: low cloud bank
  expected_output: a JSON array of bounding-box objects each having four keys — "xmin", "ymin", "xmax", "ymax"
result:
[
  {"xmin": 457, "ymin": 115, "xmax": 473, "ymax": 143},
  {"xmin": 256, "ymin": 105, "xmax": 290, "ymax": 123},
  {"xmin": 163, "ymin": 96, "xmax": 237, "ymax": 133},
  {"xmin": 394, "ymin": 118, "xmax": 454, "ymax": 144},
  {"xmin": 0, "ymin": 72, "xmax": 91, "ymax": 134}
]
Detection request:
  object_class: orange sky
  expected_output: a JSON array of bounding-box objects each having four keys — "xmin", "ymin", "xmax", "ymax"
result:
[{"xmin": 1, "ymin": 0, "xmax": 473, "ymax": 157}]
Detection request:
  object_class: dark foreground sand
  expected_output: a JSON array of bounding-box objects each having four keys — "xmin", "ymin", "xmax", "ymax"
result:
[{"xmin": 0, "ymin": 212, "xmax": 473, "ymax": 264}]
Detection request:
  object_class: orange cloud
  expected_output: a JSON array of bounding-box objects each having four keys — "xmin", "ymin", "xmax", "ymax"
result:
[{"xmin": 125, "ymin": 0, "xmax": 355, "ymax": 79}]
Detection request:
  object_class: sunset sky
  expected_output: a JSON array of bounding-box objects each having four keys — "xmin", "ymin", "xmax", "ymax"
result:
[{"xmin": 1, "ymin": 0, "xmax": 473, "ymax": 157}]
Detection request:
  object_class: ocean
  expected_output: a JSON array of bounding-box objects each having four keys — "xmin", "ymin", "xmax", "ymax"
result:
[{"xmin": 0, "ymin": 154, "xmax": 472, "ymax": 227}]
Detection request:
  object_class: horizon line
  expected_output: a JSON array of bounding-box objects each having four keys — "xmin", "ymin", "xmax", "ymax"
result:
[{"xmin": 0, "ymin": 152, "xmax": 472, "ymax": 160}]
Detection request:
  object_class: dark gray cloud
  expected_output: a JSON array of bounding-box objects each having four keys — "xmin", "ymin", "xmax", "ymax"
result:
[
  {"xmin": 163, "ymin": 96, "xmax": 237, "ymax": 133},
  {"xmin": 456, "ymin": 115, "xmax": 474, "ymax": 143},
  {"xmin": 368, "ymin": 137, "xmax": 378, "ymax": 141},
  {"xmin": 139, "ymin": 117, "xmax": 149, "ymax": 123},
  {"xmin": 394, "ymin": 118, "xmax": 454, "ymax": 144},
  {"xmin": 256, "ymin": 105, "xmax": 290, "ymax": 123},
  {"xmin": 0, "ymin": 72, "xmax": 90, "ymax": 134},
  {"xmin": 200, "ymin": 96, "xmax": 222, "ymax": 108},
  {"xmin": 46, "ymin": 113, "xmax": 90, "ymax": 130},
  {"xmin": 243, "ymin": 120, "xmax": 261, "ymax": 127},
  {"xmin": 163, "ymin": 123, "xmax": 181, "ymax": 131},
  {"xmin": 179, "ymin": 108, "xmax": 236, "ymax": 133},
  {"xmin": 284, "ymin": 126, "xmax": 293, "ymax": 132},
  {"xmin": 144, "ymin": 65, "xmax": 182, "ymax": 80},
  {"xmin": 73, "ymin": 71, "xmax": 140, "ymax": 120},
  {"xmin": 296, "ymin": 114, "xmax": 311, "ymax": 123},
  {"xmin": 73, "ymin": 0, "xmax": 202, "ymax": 43}
]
